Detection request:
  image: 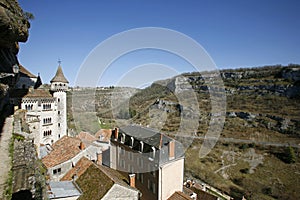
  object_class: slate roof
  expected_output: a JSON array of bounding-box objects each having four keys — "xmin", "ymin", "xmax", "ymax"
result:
[
  {"xmin": 42, "ymin": 136, "xmax": 82, "ymax": 168},
  {"xmin": 119, "ymin": 125, "xmax": 171, "ymax": 149},
  {"xmin": 50, "ymin": 65, "xmax": 69, "ymax": 83},
  {"xmin": 48, "ymin": 181, "xmax": 81, "ymax": 199},
  {"xmin": 117, "ymin": 125, "xmax": 185, "ymax": 165}
]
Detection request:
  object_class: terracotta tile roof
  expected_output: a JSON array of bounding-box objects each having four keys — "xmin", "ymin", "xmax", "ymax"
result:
[
  {"xmin": 168, "ymin": 191, "xmax": 192, "ymax": 200},
  {"xmin": 60, "ymin": 157, "xmax": 93, "ymax": 181},
  {"xmin": 95, "ymin": 129, "xmax": 112, "ymax": 142},
  {"xmin": 19, "ymin": 65, "xmax": 37, "ymax": 78},
  {"xmin": 76, "ymin": 131, "xmax": 97, "ymax": 143},
  {"xmin": 42, "ymin": 136, "xmax": 82, "ymax": 168},
  {"xmin": 50, "ymin": 65, "xmax": 69, "ymax": 83},
  {"xmin": 23, "ymin": 89, "xmax": 52, "ymax": 98}
]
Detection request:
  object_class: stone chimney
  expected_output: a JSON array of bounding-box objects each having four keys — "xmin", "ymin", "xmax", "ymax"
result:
[
  {"xmin": 129, "ymin": 174, "xmax": 136, "ymax": 188},
  {"xmin": 79, "ymin": 142, "xmax": 85, "ymax": 150},
  {"xmin": 97, "ymin": 152, "xmax": 102, "ymax": 166},
  {"xmin": 114, "ymin": 127, "xmax": 119, "ymax": 141},
  {"xmin": 169, "ymin": 140, "xmax": 175, "ymax": 160}
]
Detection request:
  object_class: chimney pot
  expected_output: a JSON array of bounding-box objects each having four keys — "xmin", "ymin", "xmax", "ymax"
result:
[
  {"xmin": 97, "ymin": 152, "xmax": 102, "ymax": 166},
  {"xmin": 169, "ymin": 140, "xmax": 175, "ymax": 160},
  {"xmin": 129, "ymin": 174, "xmax": 136, "ymax": 188},
  {"xmin": 80, "ymin": 142, "xmax": 85, "ymax": 150}
]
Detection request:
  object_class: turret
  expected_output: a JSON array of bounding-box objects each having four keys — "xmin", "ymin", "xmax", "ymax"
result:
[
  {"xmin": 50, "ymin": 64, "xmax": 68, "ymax": 139},
  {"xmin": 50, "ymin": 65, "xmax": 69, "ymax": 92}
]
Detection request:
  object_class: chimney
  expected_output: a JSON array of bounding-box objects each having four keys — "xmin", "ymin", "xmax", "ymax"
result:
[
  {"xmin": 129, "ymin": 174, "xmax": 136, "ymax": 188},
  {"xmin": 114, "ymin": 127, "xmax": 119, "ymax": 141},
  {"xmin": 80, "ymin": 142, "xmax": 85, "ymax": 150},
  {"xmin": 97, "ymin": 152, "xmax": 102, "ymax": 166},
  {"xmin": 169, "ymin": 140, "xmax": 175, "ymax": 160}
]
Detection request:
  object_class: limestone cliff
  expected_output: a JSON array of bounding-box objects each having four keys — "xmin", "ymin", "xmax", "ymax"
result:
[
  {"xmin": 0, "ymin": 0, "xmax": 30, "ymax": 113},
  {"xmin": 0, "ymin": 0, "xmax": 29, "ymax": 73}
]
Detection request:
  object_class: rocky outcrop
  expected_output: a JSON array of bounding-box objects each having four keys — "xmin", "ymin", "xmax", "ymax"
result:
[
  {"xmin": 0, "ymin": 0, "xmax": 29, "ymax": 73},
  {"xmin": 0, "ymin": 0, "xmax": 30, "ymax": 114}
]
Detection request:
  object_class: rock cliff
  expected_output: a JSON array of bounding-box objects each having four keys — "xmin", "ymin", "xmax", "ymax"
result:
[{"xmin": 0, "ymin": 0, "xmax": 30, "ymax": 113}]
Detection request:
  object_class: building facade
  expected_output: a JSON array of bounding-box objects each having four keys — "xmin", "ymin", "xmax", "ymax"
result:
[
  {"xmin": 110, "ymin": 125, "xmax": 185, "ymax": 200},
  {"xmin": 19, "ymin": 65, "xmax": 68, "ymax": 147}
]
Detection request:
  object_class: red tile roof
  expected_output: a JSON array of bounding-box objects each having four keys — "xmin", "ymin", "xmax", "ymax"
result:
[
  {"xmin": 60, "ymin": 157, "xmax": 93, "ymax": 181},
  {"xmin": 168, "ymin": 191, "xmax": 192, "ymax": 200},
  {"xmin": 76, "ymin": 131, "xmax": 97, "ymax": 143},
  {"xmin": 94, "ymin": 129, "xmax": 112, "ymax": 142},
  {"xmin": 24, "ymin": 89, "xmax": 52, "ymax": 98},
  {"xmin": 42, "ymin": 136, "xmax": 82, "ymax": 168}
]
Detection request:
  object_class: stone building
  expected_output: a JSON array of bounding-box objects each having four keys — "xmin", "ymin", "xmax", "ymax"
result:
[
  {"xmin": 110, "ymin": 125, "xmax": 185, "ymax": 200},
  {"xmin": 18, "ymin": 64, "xmax": 68, "ymax": 147}
]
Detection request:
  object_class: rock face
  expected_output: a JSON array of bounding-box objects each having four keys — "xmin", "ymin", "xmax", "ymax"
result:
[
  {"xmin": 0, "ymin": 0, "xmax": 30, "ymax": 114},
  {"xmin": 0, "ymin": 0, "xmax": 29, "ymax": 73}
]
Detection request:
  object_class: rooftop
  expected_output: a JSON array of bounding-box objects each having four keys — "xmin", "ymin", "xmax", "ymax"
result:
[
  {"xmin": 50, "ymin": 65, "xmax": 69, "ymax": 83},
  {"xmin": 23, "ymin": 89, "xmax": 52, "ymax": 98},
  {"xmin": 19, "ymin": 65, "xmax": 37, "ymax": 78},
  {"xmin": 75, "ymin": 163, "xmax": 139, "ymax": 200},
  {"xmin": 119, "ymin": 125, "xmax": 172, "ymax": 149},
  {"xmin": 116, "ymin": 125, "xmax": 185, "ymax": 165},
  {"xmin": 95, "ymin": 129, "xmax": 112, "ymax": 143},
  {"xmin": 60, "ymin": 157, "xmax": 93, "ymax": 181},
  {"xmin": 168, "ymin": 191, "xmax": 192, "ymax": 200},
  {"xmin": 76, "ymin": 131, "xmax": 97, "ymax": 143},
  {"xmin": 42, "ymin": 136, "xmax": 82, "ymax": 168},
  {"xmin": 48, "ymin": 181, "xmax": 81, "ymax": 199}
]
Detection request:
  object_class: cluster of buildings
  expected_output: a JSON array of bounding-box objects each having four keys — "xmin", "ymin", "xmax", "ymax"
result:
[{"xmin": 10, "ymin": 64, "xmax": 228, "ymax": 200}]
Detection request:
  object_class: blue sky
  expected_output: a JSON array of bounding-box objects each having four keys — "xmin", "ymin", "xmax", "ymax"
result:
[{"xmin": 18, "ymin": 0, "xmax": 300, "ymax": 87}]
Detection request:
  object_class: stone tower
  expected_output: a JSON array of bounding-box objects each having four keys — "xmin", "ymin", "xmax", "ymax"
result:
[{"xmin": 50, "ymin": 65, "xmax": 69, "ymax": 139}]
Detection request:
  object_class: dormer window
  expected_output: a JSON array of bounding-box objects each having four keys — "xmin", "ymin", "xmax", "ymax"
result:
[
  {"xmin": 139, "ymin": 141, "xmax": 144, "ymax": 153},
  {"xmin": 130, "ymin": 137, "xmax": 134, "ymax": 148},
  {"xmin": 151, "ymin": 146, "xmax": 156, "ymax": 159},
  {"xmin": 121, "ymin": 133, "xmax": 126, "ymax": 144}
]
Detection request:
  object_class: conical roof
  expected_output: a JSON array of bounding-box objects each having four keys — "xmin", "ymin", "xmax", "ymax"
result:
[{"xmin": 50, "ymin": 65, "xmax": 69, "ymax": 83}]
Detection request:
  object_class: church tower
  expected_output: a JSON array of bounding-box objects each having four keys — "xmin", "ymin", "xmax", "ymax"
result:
[{"xmin": 50, "ymin": 64, "xmax": 69, "ymax": 140}]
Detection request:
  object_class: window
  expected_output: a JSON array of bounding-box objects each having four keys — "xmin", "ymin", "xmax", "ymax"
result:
[
  {"xmin": 58, "ymin": 111, "xmax": 60, "ymax": 114},
  {"xmin": 148, "ymin": 180, "xmax": 156, "ymax": 194},
  {"xmin": 137, "ymin": 156, "xmax": 143, "ymax": 168},
  {"xmin": 58, "ymin": 98, "xmax": 60, "ymax": 102},
  {"xmin": 139, "ymin": 141, "xmax": 144, "ymax": 153},
  {"xmin": 119, "ymin": 159, "xmax": 125, "ymax": 169},
  {"xmin": 128, "ymin": 164, "xmax": 134, "ymax": 173},
  {"xmin": 43, "ymin": 118, "xmax": 52, "ymax": 124},
  {"xmin": 43, "ymin": 104, "xmax": 51, "ymax": 110},
  {"xmin": 130, "ymin": 137, "xmax": 134, "ymax": 147},
  {"xmin": 137, "ymin": 173, "xmax": 144, "ymax": 183},
  {"xmin": 128, "ymin": 152, "xmax": 133, "ymax": 160},
  {"xmin": 121, "ymin": 133, "xmax": 126, "ymax": 143},
  {"xmin": 43, "ymin": 130, "xmax": 52, "ymax": 137},
  {"xmin": 25, "ymin": 104, "xmax": 33, "ymax": 111},
  {"xmin": 120, "ymin": 147, "xmax": 125, "ymax": 155},
  {"xmin": 58, "ymin": 123, "xmax": 60, "ymax": 127},
  {"xmin": 53, "ymin": 168, "xmax": 61, "ymax": 175}
]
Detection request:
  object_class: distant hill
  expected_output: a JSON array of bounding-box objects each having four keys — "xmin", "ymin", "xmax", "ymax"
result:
[{"xmin": 67, "ymin": 64, "xmax": 300, "ymax": 199}]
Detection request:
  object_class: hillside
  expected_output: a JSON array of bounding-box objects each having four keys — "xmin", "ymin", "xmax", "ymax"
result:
[{"xmin": 68, "ymin": 64, "xmax": 300, "ymax": 199}]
